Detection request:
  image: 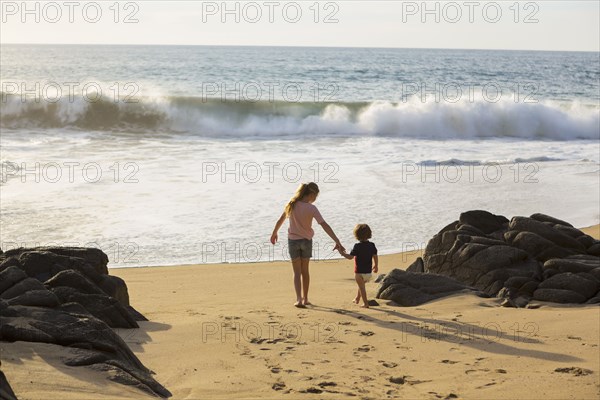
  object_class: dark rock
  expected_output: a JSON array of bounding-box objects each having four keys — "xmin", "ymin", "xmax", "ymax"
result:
[
  {"xmin": 5, "ymin": 247, "xmax": 109, "ymax": 275},
  {"xmin": 588, "ymin": 243, "xmax": 600, "ymax": 256},
  {"xmin": 459, "ymin": 210, "xmax": 508, "ymax": 234},
  {"xmin": 0, "ymin": 304, "xmax": 169, "ymax": 397},
  {"xmin": 0, "ymin": 257, "xmax": 21, "ymax": 274},
  {"xmin": 6, "ymin": 289, "xmax": 61, "ymax": 307},
  {"xmin": 1, "ymin": 277, "xmax": 47, "ymax": 300},
  {"xmin": 589, "ymin": 268, "xmax": 600, "ymax": 281},
  {"xmin": 554, "ymin": 225, "xmax": 585, "ymax": 239},
  {"xmin": 377, "ymin": 269, "xmax": 481, "ymax": 306},
  {"xmin": 544, "ymin": 258, "xmax": 599, "ymax": 274},
  {"xmin": 406, "ymin": 257, "xmax": 424, "ymax": 273},
  {"xmin": 533, "ymin": 288, "xmax": 587, "ymax": 304},
  {"xmin": 420, "ymin": 211, "xmax": 599, "ymax": 305},
  {"xmin": 585, "ymin": 290, "xmax": 600, "ymax": 304},
  {"xmin": 576, "ymin": 235, "xmax": 595, "ymax": 249},
  {"xmin": 0, "ymin": 246, "xmax": 164, "ymax": 397},
  {"xmin": 0, "ymin": 371, "xmax": 18, "ymax": 400},
  {"xmin": 530, "ymin": 213, "xmax": 573, "ymax": 227},
  {"xmin": 519, "ymin": 280, "xmax": 540, "ymax": 295},
  {"xmin": 98, "ymin": 275, "xmax": 131, "ymax": 307},
  {"xmin": 508, "ymin": 231, "xmax": 575, "ymax": 261},
  {"xmin": 537, "ymin": 273, "xmax": 599, "ymax": 299},
  {"xmin": 45, "ymin": 269, "xmax": 105, "ymax": 295},
  {"xmin": 501, "ymin": 295, "xmax": 530, "ymax": 308},
  {"xmin": 50, "ymin": 286, "xmax": 138, "ymax": 329},
  {"xmin": 0, "ymin": 266, "xmax": 28, "ymax": 294},
  {"xmin": 509, "ymin": 217, "xmax": 585, "ymax": 252}
]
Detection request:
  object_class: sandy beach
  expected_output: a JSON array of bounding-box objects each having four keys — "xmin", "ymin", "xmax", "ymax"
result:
[{"xmin": 1, "ymin": 225, "xmax": 598, "ymax": 399}]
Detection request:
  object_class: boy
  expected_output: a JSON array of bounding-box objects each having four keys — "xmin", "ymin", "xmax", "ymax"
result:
[{"xmin": 338, "ymin": 224, "xmax": 378, "ymax": 308}]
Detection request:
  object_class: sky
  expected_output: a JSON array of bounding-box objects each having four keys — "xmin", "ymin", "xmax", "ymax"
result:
[{"xmin": 0, "ymin": 1, "xmax": 599, "ymax": 51}]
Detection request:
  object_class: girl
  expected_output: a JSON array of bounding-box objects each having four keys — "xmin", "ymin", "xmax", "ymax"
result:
[{"xmin": 270, "ymin": 182, "xmax": 344, "ymax": 308}]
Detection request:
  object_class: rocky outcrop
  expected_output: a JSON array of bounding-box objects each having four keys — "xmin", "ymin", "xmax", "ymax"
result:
[
  {"xmin": 0, "ymin": 247, "xmax": 170, "ymax": 398},
  {"xmin": 420, "ymin": 211, "xmax": 600, "ymax": 306},
  {"xmin": 376, "ymin": 268, "xmax": 486, "ymax": 306}
]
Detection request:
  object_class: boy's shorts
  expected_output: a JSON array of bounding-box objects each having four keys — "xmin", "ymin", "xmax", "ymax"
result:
[
  {"xmin": 288, "ymin": 238, "xmax": 312, "ymax": 259},
  {"xmin": 356, "ymin": 273, "xmax": 372, "ymax": 283}
]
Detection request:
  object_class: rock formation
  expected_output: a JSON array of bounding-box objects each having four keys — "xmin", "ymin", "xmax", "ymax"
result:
[
  {"xmin": 378, "ymin": 211, "xmax": 600, "ymax": 307},
  {"xmin": 0, "ymin": 247, "xmax": 171, "ymax": 398}
]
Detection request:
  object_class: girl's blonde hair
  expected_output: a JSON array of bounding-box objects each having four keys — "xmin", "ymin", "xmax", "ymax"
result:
[{"xmin": 284, "ymin": 182, "xmax": 320, "ymax": 216}]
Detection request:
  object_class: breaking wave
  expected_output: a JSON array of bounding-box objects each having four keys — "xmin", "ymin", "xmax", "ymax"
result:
[{"xmin": 1, "ymin": 93, "xmax": 598, "ymax": 140}]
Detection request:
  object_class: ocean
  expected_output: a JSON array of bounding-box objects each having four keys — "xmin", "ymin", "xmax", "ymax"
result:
[{"xmin": 1, "ymin": 44, "xmax": 599, "ymax": 267}]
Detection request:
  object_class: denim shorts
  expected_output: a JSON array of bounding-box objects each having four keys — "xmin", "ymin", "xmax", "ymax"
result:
[{"xmin": 288, "ymin": 238, "xmax": 313, "ymax": 259}]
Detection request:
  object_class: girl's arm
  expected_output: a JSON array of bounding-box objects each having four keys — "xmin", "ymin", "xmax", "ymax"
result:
[
  {"xmin": 372, "ymin": 255, "xmax": 379, "ymax": 273},
  {"xmin": 319, "ymin": 221, "xmax": 345, "ymax": 252},
  {"xmin": 270, "ymin": 212, "xmax": 286, "ymax": 244}
]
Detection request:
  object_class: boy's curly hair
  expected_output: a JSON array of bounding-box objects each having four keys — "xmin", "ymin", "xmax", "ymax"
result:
[{"xmin": 353, "ymin": 224, "xmax": 372, "ymax": 241}]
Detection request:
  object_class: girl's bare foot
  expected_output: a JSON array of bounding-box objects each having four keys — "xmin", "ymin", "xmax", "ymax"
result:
[
  {"xmin": 360, "ymin": 304, "xmax": 369, "ymax": 308},
  {"xmin": 294, "ymin": 301, "xmax": 306, "ymax": 308},
  {"xmin": 352, "ymin": 297, "xmax": 360, "ymax": 304},
  {"xmin": 302, "ymin": 299, "xmax": 312, "ymax": 306}
]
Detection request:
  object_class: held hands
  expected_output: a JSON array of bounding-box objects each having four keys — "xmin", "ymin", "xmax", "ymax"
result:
[{"xmin": 333, "ymin": 242, "xmax": 346, "ymax": 253}]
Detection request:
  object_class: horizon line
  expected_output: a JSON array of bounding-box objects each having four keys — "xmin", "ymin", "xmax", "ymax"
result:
[{"xmin": 1, "ymin": 42, "xmax": 597, "ymax": 53}]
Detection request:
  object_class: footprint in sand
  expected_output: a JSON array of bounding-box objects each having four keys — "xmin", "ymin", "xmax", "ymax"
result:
[
  {"xmin": 476, "ymin": 381, "xmax": 497, "ymax": 389},
  {"xmin": 465, "ymin": 368, "xmax": 490, "ymax": 375},
  {"xmin": 429, "ymin": 391, "xmax": 459, "ymax": 399},
  {"xmin": 378, "ymin": 361, "xmax": 398, "ymax": 368},
  {"xmin": 441, "ymin": 360, "xmax": 459, "ymax": 364},
  {"xmin": 272, "ymin": 382, "xmax": 286, "ymax": 391},
  {"xmin": 554, "ymin": 367, "xmax": 593, "ymax": 376},
  {"xmin": 318, "ymin": 381, "xmax": 337, "ymax": 388},
  {"xmin": 359, "ymin": 331, "xmax": 375, "ymax": 337},
  {"xmin": 355, "ymin": 344, "xmax": 374, "ymax": 353},
  {"xmin": 300, "ymin": 387, "xmax": 323, "ymax": 394}
]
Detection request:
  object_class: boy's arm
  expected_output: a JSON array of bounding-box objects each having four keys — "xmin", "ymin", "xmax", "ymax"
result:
[
  {"xmin": 270, "ymin": 212, "xmax": 286, "ymax": 244},
  {"xmin": 339, "ymin": 250, "xmax": 354, "ymax": 260},
  {"xmin": 372, "ymin": 255, "xmax": 379, "ymax": 273}
]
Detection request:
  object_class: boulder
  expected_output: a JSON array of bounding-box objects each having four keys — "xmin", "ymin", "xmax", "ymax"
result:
[
  {"xmin": 530, "ymin": 213, "xmax": 573, "ymax": 227},
  {"xmin": 588, "ymin": 243, "xmax": 600, "ymax": 256},
  {"xmin": 537, "ymin": 273, "xmax": 599, "ymax": 299},
  {"xmin": 0, "ymin": 371, "xmax": 17, "ymax": 400},
  {"xmin": 509, "ymin": 217, "xmax": 585, "ymax": 252},
  {"xmin": 418, "ymin": 210, "xmax": 600, "ymax": 306},
  {"xmin": 376, "ymin": 269, "xmax": 483, "ymax": 306},
  {"xmin": 0, "ymin": 246, "xmax": 167, "ymax": 397},
  {"xmin": 532, "ymin": 289, "xmax": 587, "ymax": 304},
  {"xmin": 406, "ymin": 257, "xmax": 424, "ymax": 273},
  {"xmin": 0, "ymin": 305, "xmax": 171, "ymax": 398},
  {"xmin": 0, "ymin": 266, "xmax": 28, "ymax": 294},
  {"xmin": 459, "ymin": 210, "xmax": 508, "ymax": 234}
]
